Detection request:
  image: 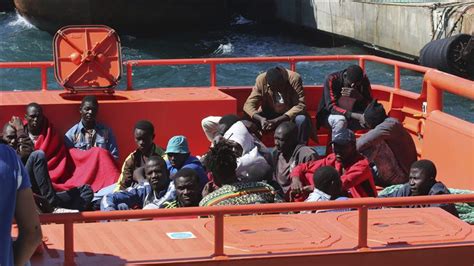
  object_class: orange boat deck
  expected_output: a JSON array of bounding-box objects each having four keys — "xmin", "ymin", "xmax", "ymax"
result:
[{"xmin": 2, "ymin": 53, "xmax": 474, "ymax": 265}]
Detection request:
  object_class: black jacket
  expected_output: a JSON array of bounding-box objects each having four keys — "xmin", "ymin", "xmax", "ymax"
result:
[{"xmin": 316, "ymin": 70, "xmax": 372, "ymax": 128}]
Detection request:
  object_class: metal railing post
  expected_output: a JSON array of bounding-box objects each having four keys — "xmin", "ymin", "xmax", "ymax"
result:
[
  {"xmin": 41, "ymin": 66, "xmax": 48, "ymax": 91},
  {"xmin": 213, "ymin": 213, "xmax": 225, "ymax": 258},
  {"xmin": 394, "ymin": 65, "xmax": 400, "ymax": 89},
  {"xmin": 358, "ymin": 206, "xmax": 368, "ymax": 249},
  {"xmin": 358, "ymin": 58, "xmax": 366, "ymax": 72},
  {"xmin": 290, "ymin": 60, "xmax": 296, "ymax": 72},
  {"xmin": 64, "ymin": 222, "xmax": 75, "ymax": 265},
  {"xmin": 210, "ymin": 63, "xmax": 217, "ymax": 87},
  {"xmin": 426, "ymin": 80, "xmax": 443, "ymax": 113},
  {"xmin": 126, "ymin": 62, "xmax": 133, "ymax": 91}
]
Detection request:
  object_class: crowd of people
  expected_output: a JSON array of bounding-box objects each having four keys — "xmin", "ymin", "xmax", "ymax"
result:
[{"xmin": 1, "ymin": 64, "xmax": 460, "ymax": 264}]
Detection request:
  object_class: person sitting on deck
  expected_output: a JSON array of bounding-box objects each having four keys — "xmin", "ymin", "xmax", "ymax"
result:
[
  {"xmin": 357, "ymin": 100, "xmax": 417, "ymax": 187},
  {"xmin": 64, "ymin": 95, "xmax": 119, "ymax": 160},
  {"xmin": 290, "ymin": 128, "xmax": 377, "ymax": 200},
  {"xmin": 20, "ymin": 102, "xmax": 119, "ymax": 193},
  {"xmin": 222, "ymin": 121, "xmax": 272, "ymax": 180},
  {"xmin": 165, "ymin": 135, "xmax": 207, "ymax": 189},
  {"xmin": 102, "ymin": 156, "xmax": 174, "ymax": 211},
  {"xmin": 114, "ymin": 120, "xmax": 165, "ymax": 191},
  {"xmin": 316, "ymin": 65, "xmax": 373, "ymax": 138},
  {"xmin": 199, "ymin": 139, "xmax": 283, "ymax": 207},
  {"xmin": 162, "ymin": 168, "xmax": 202, "ymax": 208},
  {"xmin": 378, "ymin": 159, "xmax": 459, "ymax": 217},
  {"xmin": 272, "ymin": 121, "xmax": 320, "ymax": 201},
  {"xmin": 243, "ymin": 66, "xmax": 311, "ymax": 144},
  {"xmin": 201, "ymin": 114, "xmax": 261, "ymax": 145},
  {"xmin": 303, "ymin": 166, "xmax": 350, "ymax": 213},
  {"xmin": 2, "ymin": 122, "xmax": 93, "ymax": 212}
]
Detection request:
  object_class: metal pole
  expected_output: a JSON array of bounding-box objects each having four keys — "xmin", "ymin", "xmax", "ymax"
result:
[
  {"xmin": 358, "ymin": 206, "xmax": 368, "ymax": 249},
  {"xmin": 210, "ymin": 63, "xmax": 217, "ymax": 87},
  {"xmin": 213, "ymin": 213, "xmax": 225, "ymax": 257},
  {"xmin": 41, "ymin": 67, "xmax": 48, "ymax": 91},
  {"xmin": 64, "ymin": 222, "xmax": 75, "ymax": 265},
  {"xmin": 126, "ymin": 63, "xmax": 133, "ymax": 91},
  {"xmin": 426, "ymin": 80, "xmax": 443, "ymax": 113},
  {"xmin": 394, "ymin": 65, "xmax": 400, "ymax": 89}
]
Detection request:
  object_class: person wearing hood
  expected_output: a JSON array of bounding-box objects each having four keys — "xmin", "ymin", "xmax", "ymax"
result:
[
  {"xmin": 223, "ymin": 121, "xmax": 271, "ymax": 181},
  {"xmin": 243, "ymin": 66, "xmax": 311, "ymax": 144},
  {"xmin": 165, "ymin": 135, "xmax": 207, "ymax": 189}
]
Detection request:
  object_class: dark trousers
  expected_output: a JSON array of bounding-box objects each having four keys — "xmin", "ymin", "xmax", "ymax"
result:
[{"xmin": 26, "ymin": 150, "xmax": 59, "ymax": 208}]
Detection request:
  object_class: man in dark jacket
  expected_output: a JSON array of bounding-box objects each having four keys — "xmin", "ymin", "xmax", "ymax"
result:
[
  {"xmin": 272, "ymin": 122, "xmax": 319, "ymax": 201},
  {"xmin": 357, "ymin": 100, "xmax": 417, "ymax": 186},
  {"xmin": 379, "ymin": 159, "xmax": 459, "ymax": 217},
  {"xmin": 317, "ymin": 65, "xmax": 372, "ymax": 137}
]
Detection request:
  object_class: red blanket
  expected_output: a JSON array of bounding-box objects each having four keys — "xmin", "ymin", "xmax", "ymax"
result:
[{"xmin": 34, "ymin": 118, "xmax": 120, "ymax": 192}]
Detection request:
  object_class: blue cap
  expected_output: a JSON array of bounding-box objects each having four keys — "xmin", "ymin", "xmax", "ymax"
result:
[
  {"xmin": 330, "ymin": 128, "xmax": 356, "ymax": 146},
  {"xmin": 166, "ymin": 135, "xmax": 190, "ymax": 154}
]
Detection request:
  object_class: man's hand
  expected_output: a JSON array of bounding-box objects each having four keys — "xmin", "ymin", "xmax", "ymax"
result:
[
  {"xmin": 265, "ymin": 115, "xmax": 289, "ymax": 131},
  {"xmin": 290, "ymin": 176, "xmax": 304, "ymax": 196},
  {"xmin": 10, "ymin": 116, "xmax": 24, "ymax": 131},
  {"xmin": 341, "ymin": 87, "xmax": 353, "ymax": 97},
  {"xmin": 17, "ymin": 137, "xmax": 34, "ymax": 161}
]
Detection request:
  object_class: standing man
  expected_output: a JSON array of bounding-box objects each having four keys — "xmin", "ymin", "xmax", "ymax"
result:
[
  {"xmin": 244, "ymin": 66, "xmax": 311, "ymax": 144},
  {"xmin": 317, "ymin": 64, "xmax": 373, "ymax": 137},
  {"xmin": 273, "ymin": 121, "xmax": 319, "ymax": 200},
  {"xmin": 0, "ymin": 144, "xmax": 42, "ymax": 266},
  {"xmin": 65, "ymin": 95, "xmax": 119, "ymax": 160}
]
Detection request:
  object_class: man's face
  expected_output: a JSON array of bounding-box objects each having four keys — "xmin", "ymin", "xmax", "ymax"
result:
[
  {"xmin": 25, "ymin": 106, "xmax": 44, "ymax": 132},
  {"xmin": 134, "ymin": 128, "xmax": 154, "ymax": 154},
  {"xmin": 409, "ymin": 168, "xmax": 433, "ymax": 196},
  {"xmin": 175, "ymin": 175, "xmax": 201, "ymax": 207},
  {"xmin": 80, "ymin": 101, "xmax": 98, "ymax": 124},
  {"xmin": 145, "ymin": 159, "xmax": 169, "ymax": 192},
  {"xmin": 333, "ymin": 142, "xmax": 356, "ymax": 164},
  {"xmin": 2, "ymin": 125, "xmax": 17, "ymax": 149},
  {"xmin": 167, "ymin": 153, "xmax": 189, "ymax": 169},
  {"xmin": 274, "ymin": 127, "xmax": 295, "ymax": 155}
]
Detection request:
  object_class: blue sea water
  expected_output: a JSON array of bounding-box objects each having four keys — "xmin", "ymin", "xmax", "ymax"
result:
[{"xmin": 0, "ymin": 11, "xmax": 472, "ymax": 122}]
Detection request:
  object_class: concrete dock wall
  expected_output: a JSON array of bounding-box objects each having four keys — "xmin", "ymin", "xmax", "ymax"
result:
[{"xmin": 273, "ymin": 0, "xmax": 473, "ymax": 57}]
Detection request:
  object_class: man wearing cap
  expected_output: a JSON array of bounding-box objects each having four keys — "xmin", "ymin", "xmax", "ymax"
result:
[
  {"xmin": 243, "ymin": 66, "xmax": 311, "ymax": 144},
  {"xmin": 290, "ymin": 128, "xmax": 377, "ymax": 200},
  {"xmin": 165, "ymin": 135, "xmax": 207, "ymax": 189},
  {"xmin": 357, "ymin": 100, "xmax": 417, "ymax": 187},
  {"xmin": 316, "ymin": 65, "xmax": 373, "ymax": 137}
]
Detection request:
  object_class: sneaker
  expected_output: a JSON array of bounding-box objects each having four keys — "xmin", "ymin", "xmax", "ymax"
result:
[{"xmin": 52, "ymin": 208, "xmax": 79, "ymax": 213}]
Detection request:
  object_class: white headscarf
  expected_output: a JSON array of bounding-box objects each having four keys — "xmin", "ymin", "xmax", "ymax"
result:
[{"xmin": 223, "ymin": 121, "xmax": 270, "ymax": 179}]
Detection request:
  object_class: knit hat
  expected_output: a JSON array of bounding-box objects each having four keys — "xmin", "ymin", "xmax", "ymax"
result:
[
  {"xmin": 165, "ymin": 135, "xmax": 190, "ymax": 154},
  {"xmin": 364, "ymin": 100, "xmax": 387, "ymax": 127},
  {"xmin": 330, "ymin": 128, "xmax": 355, "ymax": 146}
]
